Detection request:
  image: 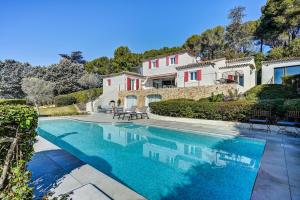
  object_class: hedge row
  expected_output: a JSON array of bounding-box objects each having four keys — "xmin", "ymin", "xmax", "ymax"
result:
[
  {"xmin": 0, "ymin": 105, "xmax": 38, "ymax": 199},
  {"xmin": 0, "ymin": 99, "xmax": 27, "ymax": 105},
  {"xmin": 54, "ymin": 88, "xmax": 102, "ymax": 106},
  {"xmin": 149, "ymin": 98, "xmax": 300, "ymax": 122}
]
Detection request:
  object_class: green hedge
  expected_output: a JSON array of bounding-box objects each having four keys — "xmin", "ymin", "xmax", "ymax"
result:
[
  {"xmin": 0, "ymin": 99, "xmax": 27, "ymax": 105},
  {"xmin": 149, "ymin": 98, "xmax": 300, "ymax": 122},
  {"xmin": 54, "ymin": 88, "xmax": 103, "ymax": 106},
  {"xmin": 54, "ymin": 95, "xmax": 77, "ymax": 107},
  {"xmin": 0, "ymin": 105, "xmax": 38, "ymax": 199},
  {"xmin": 244, "ymin": 85, "xmax": 299, "ymax": 100}
]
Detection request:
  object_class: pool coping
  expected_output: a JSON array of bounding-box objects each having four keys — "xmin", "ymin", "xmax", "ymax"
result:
[
  {"xmin": 37, "ymin": 114, "xmax": 300, "ymax": 200},
  {"xmin": 29, "ymin": 135, "xmax": 146, "ymax": 200}
]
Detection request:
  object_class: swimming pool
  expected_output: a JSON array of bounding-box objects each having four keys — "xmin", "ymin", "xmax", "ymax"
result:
[{"xmin": 38, "ymin": 119, "xmax": 265, "ymax": 200}]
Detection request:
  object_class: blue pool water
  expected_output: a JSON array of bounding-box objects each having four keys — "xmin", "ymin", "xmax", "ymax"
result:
[{"xmin": 38, "ymin": 119, "xmax": 265, "ymax": 200}]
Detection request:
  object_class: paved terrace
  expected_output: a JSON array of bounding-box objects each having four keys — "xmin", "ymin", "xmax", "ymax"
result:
[{"xmin": 29, "ymin": 113, "xmax": 300, "ymax": 200}]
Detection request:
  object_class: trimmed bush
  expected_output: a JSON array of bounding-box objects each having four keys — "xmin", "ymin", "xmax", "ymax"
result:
[
  {"xmin": 0, "ymin": 99, "xmax": 26, "ymax": 105},
  {"xmin": 54, "ymin": 95, "xmax": 77, "ymax": 106},
  {"xmin": 244, "ymin": 85, "xmax": 299, "ymax": 100},
  {"xmin": 149, "ymin": 98, "xmax": 299, "ymax": 122},
  {"xmin": 283, "ymin": 99, "xmax": 300, "ymax": 111}
]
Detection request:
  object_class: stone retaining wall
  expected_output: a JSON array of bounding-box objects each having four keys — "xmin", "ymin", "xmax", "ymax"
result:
[{"xmin": 119, "ymin": 84, "xmax": 238, "ymax": 108}]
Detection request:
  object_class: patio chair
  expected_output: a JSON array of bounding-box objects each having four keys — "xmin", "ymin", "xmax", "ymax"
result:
[
  {"xmin": 249, "ymin": 109, "xmax": 272, "ymax": 132},
  {"xmin": 136, "ymin": 106, "xmax": 149, "ymax": 119},
  {"xmin": 276, "ymin": 111, "xmax": 300, "ymax": 135},
  {"xmin": 119, "ymin": 106, "xmax": 137, "ymax": 120},
  {"xmin": 112, "ymin": 107, "xmax": 124, "ymax": 119}
]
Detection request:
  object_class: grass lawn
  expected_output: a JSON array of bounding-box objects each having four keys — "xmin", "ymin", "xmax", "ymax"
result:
[{"xmin": 39, "ymin": 105, "xmax": 83, "ymax": 116}]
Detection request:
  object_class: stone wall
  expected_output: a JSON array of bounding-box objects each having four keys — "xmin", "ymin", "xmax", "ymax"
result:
[{"xmin": 119, "ymin": 84, "xmax": 239, "ymax": 108}]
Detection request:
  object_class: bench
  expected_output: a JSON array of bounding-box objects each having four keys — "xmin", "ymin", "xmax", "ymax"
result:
[{"xmin": 249, "ymin": 109, "xmax": 272, "ymax": 132}]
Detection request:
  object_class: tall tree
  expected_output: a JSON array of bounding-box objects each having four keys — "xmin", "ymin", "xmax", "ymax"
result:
[
  {"xmin": 0, "ymin": 60, "xmax": 32, "ymax": 98},
  {"xmin": 84, "ymin": 56, "xmax": 112, "ymax": 74},
  {"xmin": 21, "ymin": 78, "xmax": 55, "ymax": 112},
  {"xmin": 111, "ymin": 46, "xmax": 141, "ymax": 73},
  {"xmin": 59, "ymin": 51, "xmax": 86, "ymax": 64},
  {"xmin": 225, "ymin": 6, "xmax": 248, "ymax": 55},
  {"xmin": 258, "ymin": 0, "xmax": 300, "ymax": 47},
  {"xmin": 183, "ymin": 35, "xmax": 202, "ymax": 51},
  {"xmin": 199, "ymin": 26, "xmax": 225, "ymax": 59}
]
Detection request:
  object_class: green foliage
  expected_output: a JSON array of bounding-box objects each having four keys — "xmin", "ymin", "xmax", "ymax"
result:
[
  {"xmin": 258, "ymin": 0, "xmax": 300, "ymax": 46},
  {"xmin": 111, "ymin": 46, "xmax": 141, "ymax": 73},
  {"xmin": 254, "ymin": 52, "xmax": 265, "ymax": 84},
  {"xmin": 286, "ymin": 38, "xmax": 300, "ymax": 57},
  {"xmin": 244, "ymin": 85, "xmax": 299, "ymax": 100},
  {"xmin": 0, "ymin": 105, "xmax": 38, "ymax": 199},
  {"xmin": 142, "ymin": 47, "xmax": 183, "ymax": 60},
  {"xmin": 54, "ymin": 95, "xmax": 77, "ymax": 106},
  {"xmin": 282, "ymin": 74, "xmax": 300, "ymax": 88},
  {"xmin": 54, "ymin": 88, "xmax": 103, "ymax": 105},
  {"xmin": 183, "ymin": 35, "xmax": 202, "ymax": 51},
  {"xmin": 208, "ymin": 93, "xmax": 224, "ymax": 102},
  {"xmin": 149, "ymin": 98, "xmax": 300, "ymax": 122},
  {"xmin": 268, "ymin": 47, "xmax": 285, "ymax": 59},
  {"xmin": 84, "ymin": 57, "xmax": 111, "ymax": 74},
  {"xmin": 149, "ymin": 99, "xmax": 254, "ymax": 122},
  {"xmin": 0, "ymin": 99, "xmax": 26, "ymax": 105},
  {"xmin": 283, "ymin": 99, "xmax": 300, "ymax": 111}
]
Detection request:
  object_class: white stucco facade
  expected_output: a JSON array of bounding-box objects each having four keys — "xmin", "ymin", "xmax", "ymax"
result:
[
  {"xmin": 93, "ymin": 51, "xmax": 258, "ymax": 109},
  {"xmin": 262, "ymin": 58, "xmax": 300, "ymax": 84}
]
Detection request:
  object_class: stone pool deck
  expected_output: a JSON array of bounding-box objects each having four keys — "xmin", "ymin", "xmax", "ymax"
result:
[{"xmin": 30, "ymin": 113, "xmax": 300, "ymax": 200}]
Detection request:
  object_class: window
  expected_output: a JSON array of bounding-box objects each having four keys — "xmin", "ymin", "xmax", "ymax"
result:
[
  {"xmin": 170, "ymin": 57, "xmax": 176, "ymax": 65},
  {"xmin": 107, "ymin": 79, "xmax": 111, "ymax": 86},
  {"xmin": 274, "ymin": 65, "xmax": 300, "ymax": 84},
  {"xmin": 239, "ymin": 75, "xmax": 244, "ymax": 86},
  {"xmin": 131, "ymin": 79, "xmax": 135, "ymax": 90},
  {"xmin": 152, "ymin": 60, "xmax": 157, "ymax": 68},
  {"xmin": 190, "ymin": 71, "xmax": 197, "ymax": 81}
]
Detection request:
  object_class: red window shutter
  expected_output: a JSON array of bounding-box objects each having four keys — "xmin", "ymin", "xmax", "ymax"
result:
[
  {"xmin": 184, "ymin": 71, "xmax": 189, "ymax": 82},
  {"xmin": 136, "ymin": 79, "xmax": 139, "ymax": 90},
  {"xmin": 166, "ymin": 56, "xmax": 169, "ymax": 66},
  {"xmin": 197, "ymin": 70, "xmax": 202, "ymax": 81},
  {"xmin": 127, "ymin": 78, "xmax": 131, "ymax": 91},
  {"xmin": 228, "ymin": 75, "xmax": 233, "ymax": 80},
  {"xmin": 107, "ymin": 79, "xmax": 111, "ymax": 86},
  {"xmin": 175, "ymin": 54, "xmax": 179, "ymax": 64},
  {"xmin": 156, "ymin": 59, "xmax": 159, "ymax": 68},
  {"xmin": 149, "ymin": 60, "xmax": 151, "ymax": 69}
]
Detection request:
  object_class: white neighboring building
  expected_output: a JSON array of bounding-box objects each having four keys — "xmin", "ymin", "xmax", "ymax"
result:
[
  {"xmin": 262, "ymin": 57, "xmax": 300, "ymax": 84},
  {"xmin": 92, "ymin": 50, "xmax": 257, "ymax": 110}
]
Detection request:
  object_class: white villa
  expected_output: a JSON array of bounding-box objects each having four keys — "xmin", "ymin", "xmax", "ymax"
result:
[
  {"xmin": 92, "ymin": 50, "xmax": 257, "ymax": 110},
  {"xmin": 262, "ymin": 57, "xmax": 300, "ymax": 84}
]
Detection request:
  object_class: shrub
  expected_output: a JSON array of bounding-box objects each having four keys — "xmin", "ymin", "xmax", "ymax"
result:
[
  {"xmin": 0, "ymin": 105, "xmax": 38, "ymax": 199},
  {"xmin": 149, "ymin": 98, "xmax": 300, "ymax": 122},
  {"xmin": 150, "ymin": 99, "xmax": 254, "ymax": 122},
  {"xmin": 54, "ymin": 88, "xmax": 103, "ymax": 105},
  {"xmin": 283, "ymin": 99, "xmax": 300, "ymax": 111},
  {"xmin": 0, "ymin": 99, "xmax": 26, "ymax": 105},
  {"xmin": 54, "ymin": 95, "xmax": 77, "ymax": 106},
  {"xmin": 244, "ymin": 85, "xmax": 299, "ymax": 100}
]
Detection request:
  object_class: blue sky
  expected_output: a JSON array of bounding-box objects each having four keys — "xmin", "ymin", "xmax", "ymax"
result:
[{"xmin": 0, "ymin": 0, "xmax": 266, "ymax": 66}]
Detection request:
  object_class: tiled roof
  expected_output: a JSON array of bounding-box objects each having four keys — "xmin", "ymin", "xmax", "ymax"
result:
[
  {"xmin": 262, "ymin": 57, "xmax": 300, "ymax": 65},
  {"xmin": 226, "ymin": 56, "xmax": 254, "ymax": 64},
  {"xmin": 141, "ymin": 50, "xmax": 196, "ymax": 61},
  {"xmin": 219, "ymin": 63, "xmax": 254, "ymax": 69},
  {"xmin": 175, "ymin": 62, "xmax": 214, "ymax": 70},
  {"xmin": 101, "ymin": 71, "xmax": 145, "ymax": 78}
]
